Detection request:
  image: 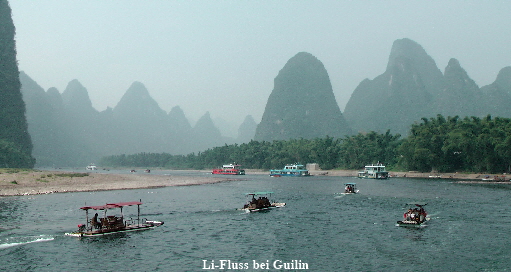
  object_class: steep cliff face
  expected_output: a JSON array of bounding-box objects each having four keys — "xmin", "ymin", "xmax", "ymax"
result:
[
  {"xmin": 109, "ymin": 81, "xmax": 171, "ymax": 154},
  {"xmin": 480, "ymin": 66, "xmax": 511, "ymax": 118},
  {"xmin": 255, "ymin": 52, "xmax": 351, "ymax": 141},
  {"xmin": 168, "ymin": 106, "xmax": 193, "ymax": 154},
  {"xmin": 344, "ymin": 39, "xmax": 439, "ymax": 135},
  {"xmin": 113, "ymin": 81, "xmax": 167, "ymax": 121},
  {"xmin": 20, "ymin": 72, "xmax": 70, "ymax": 166},
  {"xmin": 237, "ymin": 115, "xmax": 257, "ymax": 143},
  {"xmin": 436, "ymin": 58, "xmax": 483, "ymax": 118},
  {"xmin": 386, "ymin": 38, "xmax": 445, "ymax": 96},
  {"xmin": 191, "ymin": 112, "xmax": 224, "ymax": 152},
  {"xmin": 20, "ymin": 74, "xmax": 97, "ymax": 166},
  {"xmin": 0, "ymin": 0, "xmax": 34, "ymax": 167},
  {"xmin": 61, "ymin": 79, "xmax": 97, "ymax": 116}
]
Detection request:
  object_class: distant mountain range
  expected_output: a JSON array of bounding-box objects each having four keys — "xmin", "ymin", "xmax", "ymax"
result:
[
  {"xmin": 20, "ymin": 38, "xmax": 511, "ymax": 167},
  {"xmin": 20, "ymin": 73, "xmax": 256, "ymax": 166},
  {"xmin": 343, "ymin": 38, "xmax": 511, "ymax": 136}
]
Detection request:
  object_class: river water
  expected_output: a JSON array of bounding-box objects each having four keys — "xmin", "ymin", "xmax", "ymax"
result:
[{"xmin": 1, "ymin": 171, "xmax": 510, "ymax": 271}]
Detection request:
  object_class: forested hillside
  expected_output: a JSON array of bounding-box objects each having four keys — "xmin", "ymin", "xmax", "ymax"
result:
[
  {"xmin": 101, "ymin": 131, "xmax": 402, "ymax": 171},
  {"xmin": 102, "ymin": 114, "xmax": 511, "ymax": 174},
  {"xmin": 0, "ymin": 0, "xmax": 35, "ymax": 168}
]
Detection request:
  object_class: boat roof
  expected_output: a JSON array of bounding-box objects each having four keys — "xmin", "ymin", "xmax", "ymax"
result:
[
  {"xmin": 344, "ymin": 183, "xmax": 356, "ymax": 185},
  {"xmin": 406, "ymin": 202, "xmax": 427, "ymax": 207},
  {"xmin": 245, "ymin": 192, "xmax": 274, "ymax": 196},
  {"xmin": 80, "ymin": 201, "xmax": 143, "ymax": 210}
]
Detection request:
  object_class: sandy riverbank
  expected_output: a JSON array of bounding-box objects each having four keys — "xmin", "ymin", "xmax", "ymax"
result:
[
  {"xmin": 1, "ymin": 168, "xmax": 507, "ymax": 197},
  {"xmin": 0, "ymin": 170, "xmax": 238, "ymax": 196}
]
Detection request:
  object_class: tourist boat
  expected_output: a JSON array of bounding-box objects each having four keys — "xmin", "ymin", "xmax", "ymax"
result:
[
  {"xmin": 212, "ymin": 164, "xmax": 245, "ymax": 175},
  {"xmin": 240, "ymin": 192, "xmax": 286, "ymax": 213},
  {"xmin": 357, "ymin": 163, "xmax": 389, "ymax": 179},
  {"xmin": 397, "ymin": 203, "xmax": 428, "ymax": 227},
  {"xmin": 342, "ymin": 183, "xmax": 359, "ymax": 194},
  {"xmin": 65, "ymin": 200, "xmax": 163, "ymax": 237},
  {"xmin": 269, "ymin": 163, "xmax": 310, "ymax": 177},
  {"xmin": 85, "ymin": 163, "xmax": 97, "ymax": 170}
]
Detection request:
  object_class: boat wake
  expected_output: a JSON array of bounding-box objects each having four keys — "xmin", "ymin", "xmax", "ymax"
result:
[{"xmin": 0, "ymin": 235, "xmax": 54, "ymax": 249}]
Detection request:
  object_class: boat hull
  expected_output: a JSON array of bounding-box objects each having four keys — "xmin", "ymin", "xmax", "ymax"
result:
[
  {"xmin": 269, "ymin": 171, "xmax": 309, "ymax": 177},
  {"xmin": 357, "ymin": 175, "xmax": 388, "ymax": 179},
  {"xmin": 65, "ymin": 221, "xmax": 164, "ymax": 237},
  {"xmin": 340, "ymin": 190, "xmax": 359, "ymax": 195},
  {"xmin": 241, "ymin": 203, "xmax": 286, "ymax": 213},
  {"xmin": 212, "ymin": 170, "xmax": 245, "ymax": 175},
  {"xmin": 396, "ymin": 220, "xmax": 426, "ymax": 227}
]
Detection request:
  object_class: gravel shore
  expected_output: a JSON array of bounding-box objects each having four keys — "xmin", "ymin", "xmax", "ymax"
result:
[
  {"xmin": 0, "ymin": 170, "xmax": 237, "ymax": 196},
  {"xmin": 1, "ymin": 168, "xmax": 507, "ymax": 197}
]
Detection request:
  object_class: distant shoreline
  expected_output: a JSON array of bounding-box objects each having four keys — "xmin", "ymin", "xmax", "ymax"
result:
[
  {"xmin": 1, "ymin": 168, "xmax": 508, "ymax": 197},
  {"xmin": 249, "ymin": 169, "xmax": 508, "ymax": 180}
]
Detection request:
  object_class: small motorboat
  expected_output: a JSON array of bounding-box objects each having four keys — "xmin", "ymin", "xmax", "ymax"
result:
[
  {"xmin": 341, "ymin": 183, "xmax": 359, "ymax": 194},
  {"xmin": 240, "ymin": 192, "xmax": 286, "ymax": 213},
  {"xmin": 397, "ymin": 203, "xmax": 428, "ymax": 227},
  {"xmin": 65, "ymin": 200, "xmax": 163, "ymax": 237}
]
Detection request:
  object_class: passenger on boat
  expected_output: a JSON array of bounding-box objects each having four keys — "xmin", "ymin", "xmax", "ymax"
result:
[
  {"xmin": 78, "ymin": 224, "xmax": 86, "ymax": 232},
  {"xmin": 92, "ymin": 213, "xmax": 101, "ymax": 229}
]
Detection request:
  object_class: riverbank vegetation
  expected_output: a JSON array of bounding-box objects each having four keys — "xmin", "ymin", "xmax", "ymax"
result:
[{"xmin": 100, "ymin": 115, "xmax": 511, "ymax": 173}]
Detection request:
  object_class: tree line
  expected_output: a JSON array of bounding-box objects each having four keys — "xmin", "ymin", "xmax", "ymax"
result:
[
  {"xmin": 100, "ymin": 114, "xmax": 511, "ymax": 173},
  {"xmin": 100, "ymin": 132, "xmax": 399, "ymax": 170}
]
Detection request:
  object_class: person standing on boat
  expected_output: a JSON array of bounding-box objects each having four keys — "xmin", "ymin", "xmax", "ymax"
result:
[{"xmin": 92, "ymin": 213, "xmax": 101, "ymax": 229}]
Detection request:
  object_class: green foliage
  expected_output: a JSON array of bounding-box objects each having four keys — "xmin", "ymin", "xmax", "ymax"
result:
[
  {"xmin": 99, "ymin": 134, "xmax": 402, "ymax": 171},
  {"xmin": 0, "ymin": 140, "xmax": 36, "ymax": 168},
  {"xmin": 0, "ymin": 1, "xmax": 35, "ymax": 168},
  {"xmin": 54, "ymin": 173, "xmax": 89, "ymax": 178},
  {"xmin": 99, "ymin": 114, "xmax": 511, "ymax": 174},
  {"xmin": 0, "ymin": 168, "xmax": 36, "ymax": 174},
  {"xmin": 399, "ymin": 114, "xmax": 511, "ymax": 173},
  {"xmin": 338, "ymin": 130, "xmax": 402, "ymax": 170}
]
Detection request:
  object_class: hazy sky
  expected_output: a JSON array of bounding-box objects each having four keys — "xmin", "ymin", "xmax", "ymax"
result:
[{"xmin": 10, "ymin": 1, "xmax": 511, "ymax": 136}]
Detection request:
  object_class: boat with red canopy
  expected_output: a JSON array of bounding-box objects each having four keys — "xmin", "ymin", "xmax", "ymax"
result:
[{"xmin": 65, "ymin": 200, "xmax": 163, "ymax": 237}]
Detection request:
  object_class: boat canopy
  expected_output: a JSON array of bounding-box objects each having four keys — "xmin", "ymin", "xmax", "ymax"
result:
[
  {"xmin": 80, "ymin": 201, "xmax": 143, "ymax": 210},
  {"xmin": 344, "ymin": 183, "xmax": 356, "ymax": 185},
  {"xmin": 406, "ymin": 202, "xmax": 427, "ymax": 207},
  {"xmin": 245, "ymin": 192, "xmax": 274, "ymax": 196}
]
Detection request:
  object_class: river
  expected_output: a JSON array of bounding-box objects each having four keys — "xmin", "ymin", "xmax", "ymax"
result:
[{"xmin": 1, "ymin": 172, "xmax": 510, "ymax": 271}]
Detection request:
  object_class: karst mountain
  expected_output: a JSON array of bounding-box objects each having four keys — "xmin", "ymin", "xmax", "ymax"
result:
[{"xmin": 255, "ymin": 52, "xmax": 352, "ymax": 141}]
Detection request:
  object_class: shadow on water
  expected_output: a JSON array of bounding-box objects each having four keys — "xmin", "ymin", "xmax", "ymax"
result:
[{"xmin": 398, "ymin": 225, "xmax": 429, "ymax": 242}]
